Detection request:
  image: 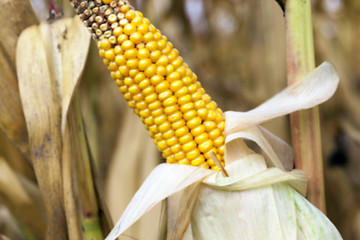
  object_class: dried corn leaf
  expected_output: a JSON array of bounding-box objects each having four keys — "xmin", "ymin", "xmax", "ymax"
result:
[
  {"xmin": 225, "ymin": 62, "xmax": 339, "ymax": 135},
  {"xmin": 16, "ymin": 17, "xmax": 90, "ymax": 239},
  {"xmin": 106, "ymin": 108, "xmax": 161, "ymax": 239},
  {"xmin": 0, "ymin": 0, "xmax": 38, "ymax": 160},
  {"xmin": 0, "ymin": 157, "xmax": 45, "ymax": 239}
]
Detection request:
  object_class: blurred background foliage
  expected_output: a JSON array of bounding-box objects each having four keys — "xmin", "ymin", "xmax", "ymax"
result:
[{"xmin": 0, "ymin": 0, "xmax": 359, "ymax": 239}]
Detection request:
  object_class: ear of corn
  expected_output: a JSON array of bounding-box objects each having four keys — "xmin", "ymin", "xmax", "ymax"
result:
[{"xmin": 70, "ymin": 0, "xmax": 225, "ymax": 170}]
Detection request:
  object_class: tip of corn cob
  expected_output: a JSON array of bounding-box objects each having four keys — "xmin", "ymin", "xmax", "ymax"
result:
[{"xmin": 70, "ymin": 0, "xmax": 226, "ymax": 170}]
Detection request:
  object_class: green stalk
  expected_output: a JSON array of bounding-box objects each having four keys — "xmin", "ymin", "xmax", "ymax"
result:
[{"xmin": 285, "ymin": 0, "xmax": 326, "ymax": 213}]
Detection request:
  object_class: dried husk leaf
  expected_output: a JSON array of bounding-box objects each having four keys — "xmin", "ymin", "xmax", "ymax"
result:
[
  {"xmin": 203, "ymin": 154, "xmax": 306, "ymax": 195},
  {"xmin": 189, "ymin": 172, "xmax": 341, "ymax": 239},
  {"xmin": 17, "ymin": 17, "xmax": 90, "ymax": 239},
  {"xmin": 225, "ymin": 62, "xmax": 339, "ymax": 135},
  {"xmin": 106, "ymin": 164, "xmax": 212, "ymax": 240},
  {"xmin": 167, "ymin": 182, "xmax": 202, "ymax": 240},
  {"xmin": 226, "ymin": 126, "xmax": 293, "ymax": 170}
]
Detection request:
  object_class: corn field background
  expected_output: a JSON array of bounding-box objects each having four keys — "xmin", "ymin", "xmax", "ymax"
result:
[{"xmin": 0, "ymin": 0, "xmax": 359, "ymax": 239}]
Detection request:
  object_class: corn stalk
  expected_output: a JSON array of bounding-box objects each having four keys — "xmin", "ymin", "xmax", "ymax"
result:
[{"xmin": 285, "ymin": 0, "xmax": 326, "ymax": 212}]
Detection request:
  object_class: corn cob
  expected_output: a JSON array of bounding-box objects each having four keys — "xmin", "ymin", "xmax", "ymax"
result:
[{"xmin": 70, "ymin": 0, "xmax": 225, "ymax": 170}]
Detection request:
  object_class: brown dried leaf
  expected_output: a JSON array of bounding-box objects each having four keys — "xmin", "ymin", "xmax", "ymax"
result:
[
  {"xmin": 16, "ymin": 17, "xmax": 90, "ymax": 239},
  {"xmin": 0, "ymin": 0, "xmax": 38, "ymax": 160},
  {"xmin": 0, "ymin": 157, "xmax": 45, "ymax": 239},
  {"xmin": 17, "ymin": 22, "xmax": 67, "ymax": 239}
]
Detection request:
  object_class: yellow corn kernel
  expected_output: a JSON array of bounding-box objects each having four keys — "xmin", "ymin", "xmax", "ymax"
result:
[
  {"xmin": 159, "ymin": 122, "xmax": 171, "ymax": 133},
  {"xmin": 144, "ymin": 116, "xmax": 154, "ymax": 126},
  {"xmin": 148, "ymin": 100, "xmax": 161, "ymax": 110},
  {"xmin": 168, "ymin": 72, "xmax": 181, "ymax": 82},
  {"xmin": 155, "ymin": 81, "xmax": 169, "ymax": 93},
  {"xmin": 204, "ymin": 121, "xmax": 216, "ymax": 132},
  {"xmin": 128, "ymin": 85, "xmax": 140, "ymax": 94},
  {"xmin": 99, "ymin": 38, "xmax": 111, "ymax": 50},
  {"xmin": 163, "ymin": 129, "xmax": 175, "ymax": 139},
  {"xmin": 175, "ymin": 87, "xmax": 188, "ymax": 97},
  {"xmin": 191, "ymin": 155, "xmax": 205, "ymax": 166},
  {"xmin": 172, "ymin": 120, "xmax": 185, "ymax": 130},
  {"xmin": 142, "ymin": 86, "xmax": 155, "ymax": 96},
  {"xmin": 213, "ymin": 136, "xmax": 225, "ymax": 148},
  {"xmin": 191, "ymin": 125, "xmax": 205, "ymax": 137},
  {"xmin": 186, "ymin": 149, "xmax": 200, "ymax": 160},
  {"xmin": 166, "ymin": 156, "xmax": 177, "ymax": 163},
  {"xmin": 138, "ymin": 78, "xmax": 150, "ymax": 89},
  {"xmin": 133, "ymin": 93, "xmax": 143, "ymax": 102},
  {"xmin": 136, "ymin": 101, "xmax": 147, "ymax": 110},
  {"xmin": 151, "ymin": 108, "xmax": 163, "ymax": 117},
  {"xmin": 139, "ymin": 109, "xmax": 151, "ymax": 118},
  {"xmin": 198, "ymin": 108, "xmax": 208, "ymax": 120},
  {"xmin": 144, "ymin": 64, "xmax": 157, "ymax": 77},
  {"xmin": 154, "ymin": 115, "xmax": 167, "ymax": 125},
  {"xmin": 145, "ymin": 93, "xmax": 157, "ymax": 103},
  {"xmin": 182, "ymin": 141, "xmax": 196, "ymax": 152},
  {"xmin": 187, "ymin": 117, "xmax": 202, "ymax": 129},
  {"xmin": 175, "ymin": 126, "xmax": 189, "ymax": 138},
  {"xmin": 166, "ymin": 137, "xmax": 178, "ymax": 147},
  {"xmin": 180, "ymin": 102, "xmax": 194, "ymax": 113},
  {"xmin": 194, "ymin": 132, "xmax": 208, "ymax": 144},
  {"xmin": 168, "ymin": 111, "xmax": 182, "ymax": 123},
  {"xmin": 125, "ymin": 10, "xmax": 136, "ymax": 21},
  {"xmin": 164, "ymin": 105, "xmax": 179, "ymax": 115},
  {"xmin": 150, "ymin": 50, "xmax": 162, "ymax": 62},
  {"xmin": 158, "ymin": 90, "xmax": 172, "ymax": 101},
  {"xmin": 179, "ymin": 133, "xmax": 192, "ymax": 145},
  {"xmin": 183, "ymin": 110, "xmax": 197, "ymax": 121},
  {"xmin": 163, "ymin": 96, "xmax": 177, "ymax": 107},
  {"xmin": 218, "ymin": 145, "xmax": 225, "ymax": 155},
  {"xmin": 170, "ymin": 80, "xmax": 183, "ymax": 92},
  {"xmin": 157, "ymin": 140, "xmax": 167, "ymax": 151},
  {"xmin": 178, "ymin": 94, "xmax": 192, "ymax": 105},
  {"xmin": 138, "ymin": 59, "xmax": 152, "ymax": 71},
  {"xmin": 178, "ymin": 159, "xmax": 190, "ymax": 165},
  {"xmin": 170, "ymin": 144, "xmax": 182, "ymax": 154},
  {"xmin": 209, "ymin": 128, "xmax": 221, "ymax": 140},
  {"xmin": 104, "ymin": 49, "xmax": 115, "ymax": 60},
  {"xmin": 198, "ymin": 139, "xmax": 213, "ymax": 153},
  {"xmin": 174, "ymin": 151, "xmax": 185, "ymax": 160},
  {"xmin": 150, "ymin": 75, "xmax": 164, "ymax": 85}
]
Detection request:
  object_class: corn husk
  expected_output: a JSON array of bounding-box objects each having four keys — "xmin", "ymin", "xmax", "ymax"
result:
[{"xmin": 106, "ymin": 62, "xmax": 341, "ymax": 240}]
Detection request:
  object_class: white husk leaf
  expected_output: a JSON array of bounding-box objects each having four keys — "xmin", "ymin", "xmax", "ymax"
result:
[
  {"xmin": 105, "ymin": 164, "xmax": 212, "ymax": 240},
  {"xmin": 188, "ymin": 153, "xmax": 341, "ymax": 240},
  {"xmin": 225, "ymin": 126, "xmax": 293, "ymax": 170},
  {"xmin": 106, "ymin": 62, "xmax": 341, "ymax": 240},
  {"xmin": 225, "ymin": 62, "xmax": 339, "ymax": 135}
]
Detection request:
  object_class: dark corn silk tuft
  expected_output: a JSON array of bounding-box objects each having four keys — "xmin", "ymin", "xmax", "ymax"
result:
[{"xmin": 69, "ymin": 0, "xmax": 225, "ymax": 170}]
